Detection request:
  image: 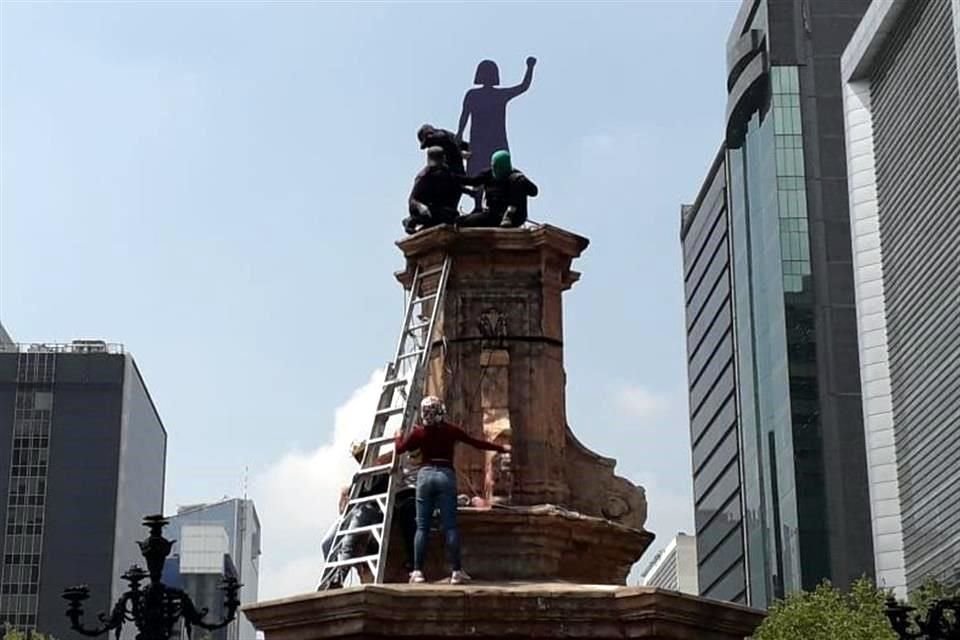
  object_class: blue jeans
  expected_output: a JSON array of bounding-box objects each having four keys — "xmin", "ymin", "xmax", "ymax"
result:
[
  {"xmin": 338, "ymin": 503, "xmax": 380, "ymax": 563},
  {"xmin": 321, "ymin": 527, "xmax": 334, "ymax": 559},
  {"xmin": 414, "ymin": 465, "xmax": 460, "ymax": 571}
]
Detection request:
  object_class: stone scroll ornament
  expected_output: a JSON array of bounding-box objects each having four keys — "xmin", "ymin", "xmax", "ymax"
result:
[{"xmin": 478, "ymin": 307, "xmax": 508, "ymax": 342}]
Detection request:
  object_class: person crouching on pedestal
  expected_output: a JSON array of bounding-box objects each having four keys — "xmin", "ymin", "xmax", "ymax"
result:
[
  {"xmin": 394, "ymin": 395, "xmax": 510, "ymax": 585},
  {"xmin": 458, "ymin": 150, "xmax": 538, "ymax": 229}
]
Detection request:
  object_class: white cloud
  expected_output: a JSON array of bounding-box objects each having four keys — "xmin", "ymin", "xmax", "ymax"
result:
[
  {"xmin": 614, "ymin": 384, "xmax": 670, "ymax": 421},
  {"xmin": 251, "ymin": 373, "xmax": 693, "ymax": 597},
  {"xmin": 250, "ymin": 368, "xmax": 385, "ymax": 600}
]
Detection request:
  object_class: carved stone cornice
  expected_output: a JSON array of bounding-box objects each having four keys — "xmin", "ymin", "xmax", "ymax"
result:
[{"xmin": 244, "ymin": 584, "xmax": 764, "ymax": 640}]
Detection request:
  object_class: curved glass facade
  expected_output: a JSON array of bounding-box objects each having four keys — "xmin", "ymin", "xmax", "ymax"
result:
[
  {"xmin": 692, "ymin": 0, "xmax": 873, "ymax": 610},
  {"xmin": 727, "ymin": 64, "xmax": 832, "ymax": 608}
]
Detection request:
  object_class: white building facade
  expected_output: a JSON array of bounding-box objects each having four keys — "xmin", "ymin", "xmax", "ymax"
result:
[
  {"xmin": 841, "ymin": 0, "xmax": 960, "ymax": 598},
  {"xmin": 640, "ymin": 534, "xmax": 699, "ymax": 595}
]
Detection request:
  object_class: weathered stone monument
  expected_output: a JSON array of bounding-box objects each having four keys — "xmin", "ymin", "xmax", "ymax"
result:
[{"xmin": 244, "ymin": 225, "xmax": 763, "ymax": 639}]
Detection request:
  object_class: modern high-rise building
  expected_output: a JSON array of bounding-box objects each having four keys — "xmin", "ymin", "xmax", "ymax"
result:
[
  {"xmin": 841, "ymin": 0, "xmax": 960, "ymax": 595},
  {"xmin": 0, "ymin": 341, "xmax": 167, "ymax": 637},
  {"xmin": 681, "ymin": 149, "xmax": 746, "ymax": 604},
  {"xmin": 166, "ymin": 499, "xmax": 261, "ymax": 640},
  {"xmin": 163, "ymin": 524, "xmax": 240, "ymax": 640},
  {"xmin": 681, "ymin": 0, "xmax": 876, "ymax": 609},
  {"xmin": 640, "ymin": 533, "xmax": 699, "ymax": 595}
]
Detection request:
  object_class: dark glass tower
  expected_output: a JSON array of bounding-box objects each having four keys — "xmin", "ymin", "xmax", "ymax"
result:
[
  {"xmin": 0, "ymin": 343, "xmax": 166, "ymax": 638},
  {"xmin": 682, "ymin": 0, "xmax": 875, "ymax": 609}
]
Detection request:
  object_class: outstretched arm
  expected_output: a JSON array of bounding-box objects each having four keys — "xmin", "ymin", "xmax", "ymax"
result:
[
  {"xmin": 452, "ymin": 425, "xmax": 509, "ymax": 453},
  {"xmin": 459, "ymin": 173, "xmax": 485, "ymax": 187},
  {"xmin": 510, "ymin": 173, "xmax": 538, "ymax": 197},
  {"xmin": 395, "ymin": 426, "xmax": 423, "ymax": 454},
  {"xmin": 523, "ymin": 176, "xmax": 539, "ymax": 197},
  {"xmin": 502, "ymin": 57, "xmax": 536, "ymax": 100}
]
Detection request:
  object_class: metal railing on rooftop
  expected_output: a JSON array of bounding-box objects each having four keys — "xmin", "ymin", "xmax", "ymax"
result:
[{"xmin": 0, "ymin": 340, "xmax": 125, "ymax": 355}]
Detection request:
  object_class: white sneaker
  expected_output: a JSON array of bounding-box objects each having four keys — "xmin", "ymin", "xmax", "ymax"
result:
[
  {"xmin": 450, "ymin": 570, "xmax": 471, "ymax": 585},
  {"xmin": 408, "ymin": 570, "xmax": 425, "ymax": 584}
]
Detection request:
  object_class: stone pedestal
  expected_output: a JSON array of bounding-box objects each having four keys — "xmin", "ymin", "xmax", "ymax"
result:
[
  {"xmin": 382, "ymin": 506, "xmax": 655, "ymax": 585},
  {"xmin": 242, "ymin": 226, "xmax": 768, "ymax": 640},
  {"xmin": 396, "ymin": 225, "xmax": 585, "ymax": 507},
  {"xmin": 244, "ymin": 584, "xmax": 764, "ymax": 640},
  {"xmin": 395, "ymin": 225, "xmax": 648, "ymax": 534}
]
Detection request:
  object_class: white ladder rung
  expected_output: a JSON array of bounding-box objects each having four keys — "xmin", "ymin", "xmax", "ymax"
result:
[
  {"xmin": 323, "ymin": 554, "xmax": 381, "ymax": 569},
  {"xmin": 417, "ymin": 266, "xmax": 444, "ymax": 279},
  {"xmin": 347, "ymin": 493, "xmax": 388, "ymax": 507},
  {"xmin": 334, "ymin": 523, "xmax": 384, "ymax": 537},
  {"xmin": 355, "ymin": 463, "xmax": 393, "ymax": 477},
  {"xmin": 398, "ymin": 349, "xmax": 425, "ymax": 361},
  {"xmin": 375, "ymin": 406, "xmax": 405, "ymax": 418},
  {"xmin": 365, "ymin": 435, "xmax": 396, "ymax": 447},
  {"xmin": 411, "ymin": 293, "xmax": 438, "ymax": 306}
]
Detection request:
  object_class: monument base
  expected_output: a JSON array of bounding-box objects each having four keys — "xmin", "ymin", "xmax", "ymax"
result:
[
  {"xmin": 244, "ymin": 583, "xmax": 764, "ymax": 640},
  {"xmin": 383, "ymin": 505, "xmax": 654, "ymax": 585}
]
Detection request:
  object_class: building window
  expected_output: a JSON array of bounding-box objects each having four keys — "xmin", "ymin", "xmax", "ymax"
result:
[{"xmin": 1, "ymin": 352, "xmax": 55, "ymax": 629}]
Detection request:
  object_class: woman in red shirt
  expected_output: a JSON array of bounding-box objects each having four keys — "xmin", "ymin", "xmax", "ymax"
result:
[{"xmin": 394, "ymin": 395, "xmax": 509, "ymax": 584}]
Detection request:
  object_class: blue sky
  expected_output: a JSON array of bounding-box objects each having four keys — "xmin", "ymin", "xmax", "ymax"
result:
[{"xmin": 0, "ymin": 0, "xmax": 739, "ymax": 596}]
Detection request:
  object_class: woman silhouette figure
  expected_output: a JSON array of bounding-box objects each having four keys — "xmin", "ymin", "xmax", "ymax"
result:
[{"xmin": 457, "ymin": 57, "xmax": 536, "ymax": 177}]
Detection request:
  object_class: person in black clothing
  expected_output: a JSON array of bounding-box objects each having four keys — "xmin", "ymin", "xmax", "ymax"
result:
[
  {"xmin": 320, "ymin": 440, "xmax": 417, "ymax": 588},
  {"xmin": 404, "ymin": 146, "xmax": 470, "ymax": 235},
  {"xmin": 458, "ymin": 149, "xmax": 538, "ymax": 228},
  {"xmin": 417, "ymin": 123, "xmax": 480, "ymax": 212},
  {"xmin": 417, "ymin": 124, "xmax": 469, "ymax": 176}
]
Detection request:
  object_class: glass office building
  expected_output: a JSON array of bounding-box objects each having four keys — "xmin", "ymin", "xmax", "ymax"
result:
[{"xmin": 682, "ymin": 0, "xmax": 875, "ymax": 609}]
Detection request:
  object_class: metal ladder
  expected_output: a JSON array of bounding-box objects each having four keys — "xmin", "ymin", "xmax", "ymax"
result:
[{"xmin": 317, "ymin": 255, "xmax": 451, "ymax": 589}]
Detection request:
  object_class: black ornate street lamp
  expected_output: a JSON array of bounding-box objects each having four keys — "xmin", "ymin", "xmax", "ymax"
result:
[
  {"xmin": 62, "ymin": 515, "xmax": 241, "ymax": 640},
  {"xmin": 885, "ymin": 595, "xmax": 960, "ymax": 640}
]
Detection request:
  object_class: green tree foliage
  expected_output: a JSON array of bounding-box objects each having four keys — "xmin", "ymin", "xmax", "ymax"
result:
[
  {"xmin": 751, "ymin": 578, "xmax": 898, "ymax": 640},
  {"xmin": 902, "ymin": 578, "xmax": 960, "ymax": 636},
  {"xmin": 3, "ymin": 626, "xmax": 53, "ymax": 640}
]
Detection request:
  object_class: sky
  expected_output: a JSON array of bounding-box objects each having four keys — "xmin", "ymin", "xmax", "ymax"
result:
[{"xmin": 0, "ymin": 0, "xmax": 740, "ymax": 599}]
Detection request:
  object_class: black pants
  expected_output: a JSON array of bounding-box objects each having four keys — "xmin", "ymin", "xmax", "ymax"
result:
[
  {"xmin": 405, "ymin": 205, "xmax": 458, "ymax": 233},
  {"xmin": 457, "ymin": 208, "xmax": 504, "ymax": 228},
  {"xmin": 411, "ymin": 205, "xmax": 458, "ymax": 224},
  {"xmin": 394, "ymin": 488, "xmax": 417, "ymax": 570}
]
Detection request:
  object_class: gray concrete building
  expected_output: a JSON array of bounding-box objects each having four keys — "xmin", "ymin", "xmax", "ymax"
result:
[
  {"xmin": 0, "ymin": 341, "xmax": 167, "ymax": 637},
  {"xmin": 162, "ymin": 523, "xmax": 240, "ymax": 640},
  {"xmin": 166, "ymin": 499, "xmax": 261, "ymax": 640},
  {"xmin": 682, "ymin": 0, "xmax": 875, "ymax": 609},
  {"xmin": 841, "ymin": 0, "xmax": 960, "ymax": 596}
]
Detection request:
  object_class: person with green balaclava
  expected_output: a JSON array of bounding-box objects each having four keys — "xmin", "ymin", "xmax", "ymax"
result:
[{"xmin": 459, "ymin": 150, "xmax": 538, "ymax": 228}]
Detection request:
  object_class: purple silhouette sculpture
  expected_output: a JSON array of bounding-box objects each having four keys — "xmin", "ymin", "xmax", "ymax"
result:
[{"xmin": 457, "ymin": 57, "xmax": 536, "ymax": 177}]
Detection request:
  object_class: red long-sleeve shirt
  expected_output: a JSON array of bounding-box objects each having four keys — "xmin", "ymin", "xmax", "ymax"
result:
[{"xmin": 395, "ymin": 421, "xmax": 506, "ymax": 467}]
